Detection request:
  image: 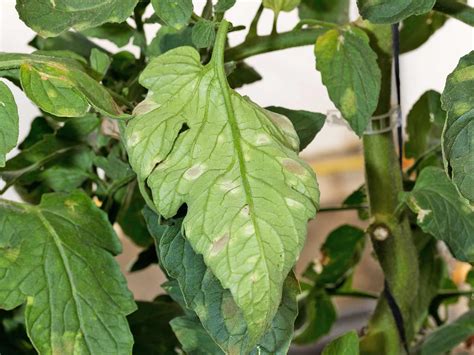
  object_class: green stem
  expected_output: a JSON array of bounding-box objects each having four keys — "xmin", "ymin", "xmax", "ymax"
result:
[
  {"xmin": 225, "ymin": 27, "xmax": 327, "ymax": 62},
  {"xmin": 434, "ymin": 0, "xmax": 474, "ymax": 26},
  {"xmin": 212, "ymin": 20, "xmax": 231, "ymax": 66},
  {"xmin": 246, "ymin": 4, "xmax": 264, "ymax": 39},
  {"xmin": 405, "ymin": 144, "xmax": 442, "ymax": 177},
  {"xmin": 327, "ymin": 289, "xmax": 379, "ymax": 300},
  {"xmin": 359, "ymin": 24, "xmax": 419, "ymax": 355},
  {"xmin": 318, "ymin": 205, "xmax": 368, "ymax": 213},
  {"xmin": 133, "ymin": 8, "xmax": 147, "ymax": 62}
]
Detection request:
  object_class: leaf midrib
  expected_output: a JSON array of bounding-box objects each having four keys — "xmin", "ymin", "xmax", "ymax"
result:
[{"xmin": 212, "ymin": 58, "xmax": 273, "ymax": 313}]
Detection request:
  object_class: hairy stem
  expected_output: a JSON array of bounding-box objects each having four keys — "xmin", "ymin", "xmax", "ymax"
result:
[{"xmin": 359, "ymin": 24, "xmax": 419, "ymax": 355}]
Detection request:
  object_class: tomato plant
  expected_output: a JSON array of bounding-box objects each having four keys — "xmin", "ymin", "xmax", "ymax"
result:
[{"xmin": 0, "ymin": 0, "xmax": 473, "ymax": 354}]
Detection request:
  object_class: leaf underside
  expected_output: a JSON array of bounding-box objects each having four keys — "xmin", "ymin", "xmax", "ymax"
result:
[
  {"xmin": 125, "ymin": 45, "xmax": 319, "ymax": 340},
  {"xmin": 0, "ymin": 190, "xmax": 136, "ymax": 354}
]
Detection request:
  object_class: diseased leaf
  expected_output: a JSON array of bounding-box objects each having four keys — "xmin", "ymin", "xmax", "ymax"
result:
[
  {"xmin": 146, "ymin": 210, "xmax": 300, "ymax": 353},
  {"xmin": 420, "ymin": 310, "xmax": 474, "ymax": 355},
  {"xmin": 263, "ymin": 0, "xmax": 301, "ymax": 14},
  {"xmin": 400, "ymin": 12, "xmax": 447, "ymax": 54},
  {"xmin": 192, "ymin": 20, "xmax": 216, "ymax": 49},
  {"xmin": 405, "ymin": 90, "xmax": 445, "ymax": 159},
  {"xmin": 400, "ymin": 167, "xmax": 474, "ymax": 262},
  {"xmin": 0, "ymin": 53, "xmax": 125, "ymax": 118},
  {"xmin": 151, "ymin": 0, "xmax": 193, "ymax": 29},
  {"xmin": 322, "ymin": 330, "xmax": 359, "ymax": 355},
  {"xmin": 81, "ymin": 23, "xmax": 135, "ymax": 48},
  {"xmin": 126, "ymin": 28, "xmax": 318, "ymax": 341},
  {"xmin": 294, "ymin": 289, "xmax": 337, "ymax": 344},
  {"xmin": 266, "ymin": 106, "xmax": 326, "ymax": 150},
  {"xmin": 298, "ymin": 0, "xmax": 350, "ymax": 24},
  {"xmin": 15, "ymin": 0, "xmax": 138, "ymax": 37},
  {"xmin": 0, "ymin": 82, "xmax": 19, "ymax": 167},
  {"xmin": 0, "ymin": 190, "xmax": 136, "ymax": 354},
  {"xmin": 441, "ymin": 51, "xmax": 474, "ymax": 203},
  {"xmin": 357, "ymin": 0, "xmax": 436, "ymax": 24},
  {"xmin": 128, "ymin": 298, "xmax": 182, "ymax": 355},
  {"xmin": 315, "ymin": 27, "xmax": 381, "ymax": 136},
  {"xmin": 227, "ymin": 61, "xmax": 262, "ymax": 89}
]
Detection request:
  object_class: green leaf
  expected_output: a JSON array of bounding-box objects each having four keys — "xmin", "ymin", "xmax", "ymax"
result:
[
  {"xmin": 294, "ymin": 289, "xmax": 337, "ymax": 344},
  {"xmin": 147, "ymin": 26, "xmax": 195, "ymax": 57},
  {"xmin": 263, "ymin": 0, "xmax": 301, "ymax": 14},
  {"xmin": 266, "ymin": 106, "xmax": 326, "ymax": 150},
  {"xmin": 18, "ymin": 116, "xmax": 55, "ymax": 150},
  {"xmin": 227, "ymin": 61, "xmax": 262, "ymax": 89},
  {"xmin": 126, "ymin": 25, "xmax": 318, "ymax": 341},
  {"xmin": 192, "ymin": 20, "xmax": 217, "ymax": 49},
  {"xmin": 15, "ymin": 0, "xmax": 138, "ymax": 37},
  {"xmin": 322, "ymin": 330, "xmax": 359, "ymax": 355},
  {"xmin": 147, "ymin": 211, "xmax": 300, "ymax": 353},
  {"xmin": 315, "ymin": 27, "xmax": 381, "ymax": 136},
  {"xmin": 316, "ymin": 225, "xmax": 366, "ymax": 285},
  {"xmin": 405, "ymin": 90, "xmax": 445, "ymax": 159},
  {"xmin": 298, "ymin": 0, "xmax": 350, "ymax": 24},
  {"xmin": 342, "ymin": 185, "xmax": 369, "ymax": 220},
  {"xmin": 171, "ymin": 316, "xmax": 224, "ymax": 355},
  {"xmin": 0, "ymin": 82, "xmax": 19, "ymax": 167},
  {"xmin": 441, "ymin": 51, "xmax": 474, "ymax": 203},
  {"xmin": 81, "ymin": 23, "xmax": 135, "ymax": 48},
  {"xmin": 89, "ymin": 49, "xmax": 112, "ymax": 79},
  {"xmin": 128, "ymin": 298, "xmax": 182, "ymax": 355},
  {"xmin": 357, "ymin": 0, "xmax": 436, "ymax": 24},
  {"xmin": 0, "ymin": 190, "xmax": 136, "ymax": 354},
  {"xmin": 400, "ymin": 12, "xmax": 447, "ymax": 54},
  {"xmin": 410, "ymin": 235, "xmax": 444, "ymax": 334},
  {"xmin": 215, "ymin": 0, "xmax": 237, "ymax": 13},
  {"xmin": 151, "ymin": 0, "xmax": 193, "ymax": 29},
  {"xmin": 400, "ymin": 167, "xmax": 474, "ymax": 262},
  {"xmin": 420, "ymin": 310, "xmax": 474, "ymax": 355}
]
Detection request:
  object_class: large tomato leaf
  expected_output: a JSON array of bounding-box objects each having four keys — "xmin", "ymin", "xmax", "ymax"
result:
[
  {"xmin": 126, "ymin": 21, "xmax": 318, "ymax": 341},
  {"xmin": 0, "ymin": 82, "xmax": 19, "ymax": 167}
]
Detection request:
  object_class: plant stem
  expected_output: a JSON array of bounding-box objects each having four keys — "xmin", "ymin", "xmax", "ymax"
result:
[
  {"xmin": 133, "ymin": 8, "xmax": 147, "ymax": 62},
  {"xmin": 405, "ymin": 144, "xmax": 441, "ymax": 177},
  {"xmin": 359, "ymin": 24, "xmax": 419, "ymax": 355},
  {"xmin": 225, "ymin": 27, "xmax": 327, "ymax": 62},
  {"xmin": 318, "ymin": 205, "xmax": 368, "ymax": 213},
  {"xmin": 327, "ymin": 289, "xmax": 379, "ymax": 300},
  {"xmin": 434, "ymin": 0, "xmax": 474, "ymax": 26}
]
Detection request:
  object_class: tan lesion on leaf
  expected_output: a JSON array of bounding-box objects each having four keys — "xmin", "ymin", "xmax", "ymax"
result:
[
  {"xmin": 210, "ymin": 233, "xmax": 230, "ymax": 256},
  {"xmin": 341, "ymin": 88, "xmax": 357, "ymax": 118},
  {"xmin": 282, "ymin": 158, "xmax": 305, "ymax": 175}
]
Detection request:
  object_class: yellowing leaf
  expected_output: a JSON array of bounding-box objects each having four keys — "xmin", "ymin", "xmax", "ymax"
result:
[
  {"xmin": 126, "ymin": 21, "xmax": 318, "ymax": 341},
  {"xmin": 16, "ymin": 0, "xmax": 138, "ymax": 37},
  {"xmin": 0, "ymin": 190, "xmax": 136, "ymax": 354}
]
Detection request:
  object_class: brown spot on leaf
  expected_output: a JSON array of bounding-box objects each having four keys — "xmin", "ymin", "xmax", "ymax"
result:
[
  {"xmin": 211, "ymin": 233, "xmax": 229, "ymax": 255},
  {"xmin": 282, "ymin": 158, "xmax": 305, "ymax": 175}
]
